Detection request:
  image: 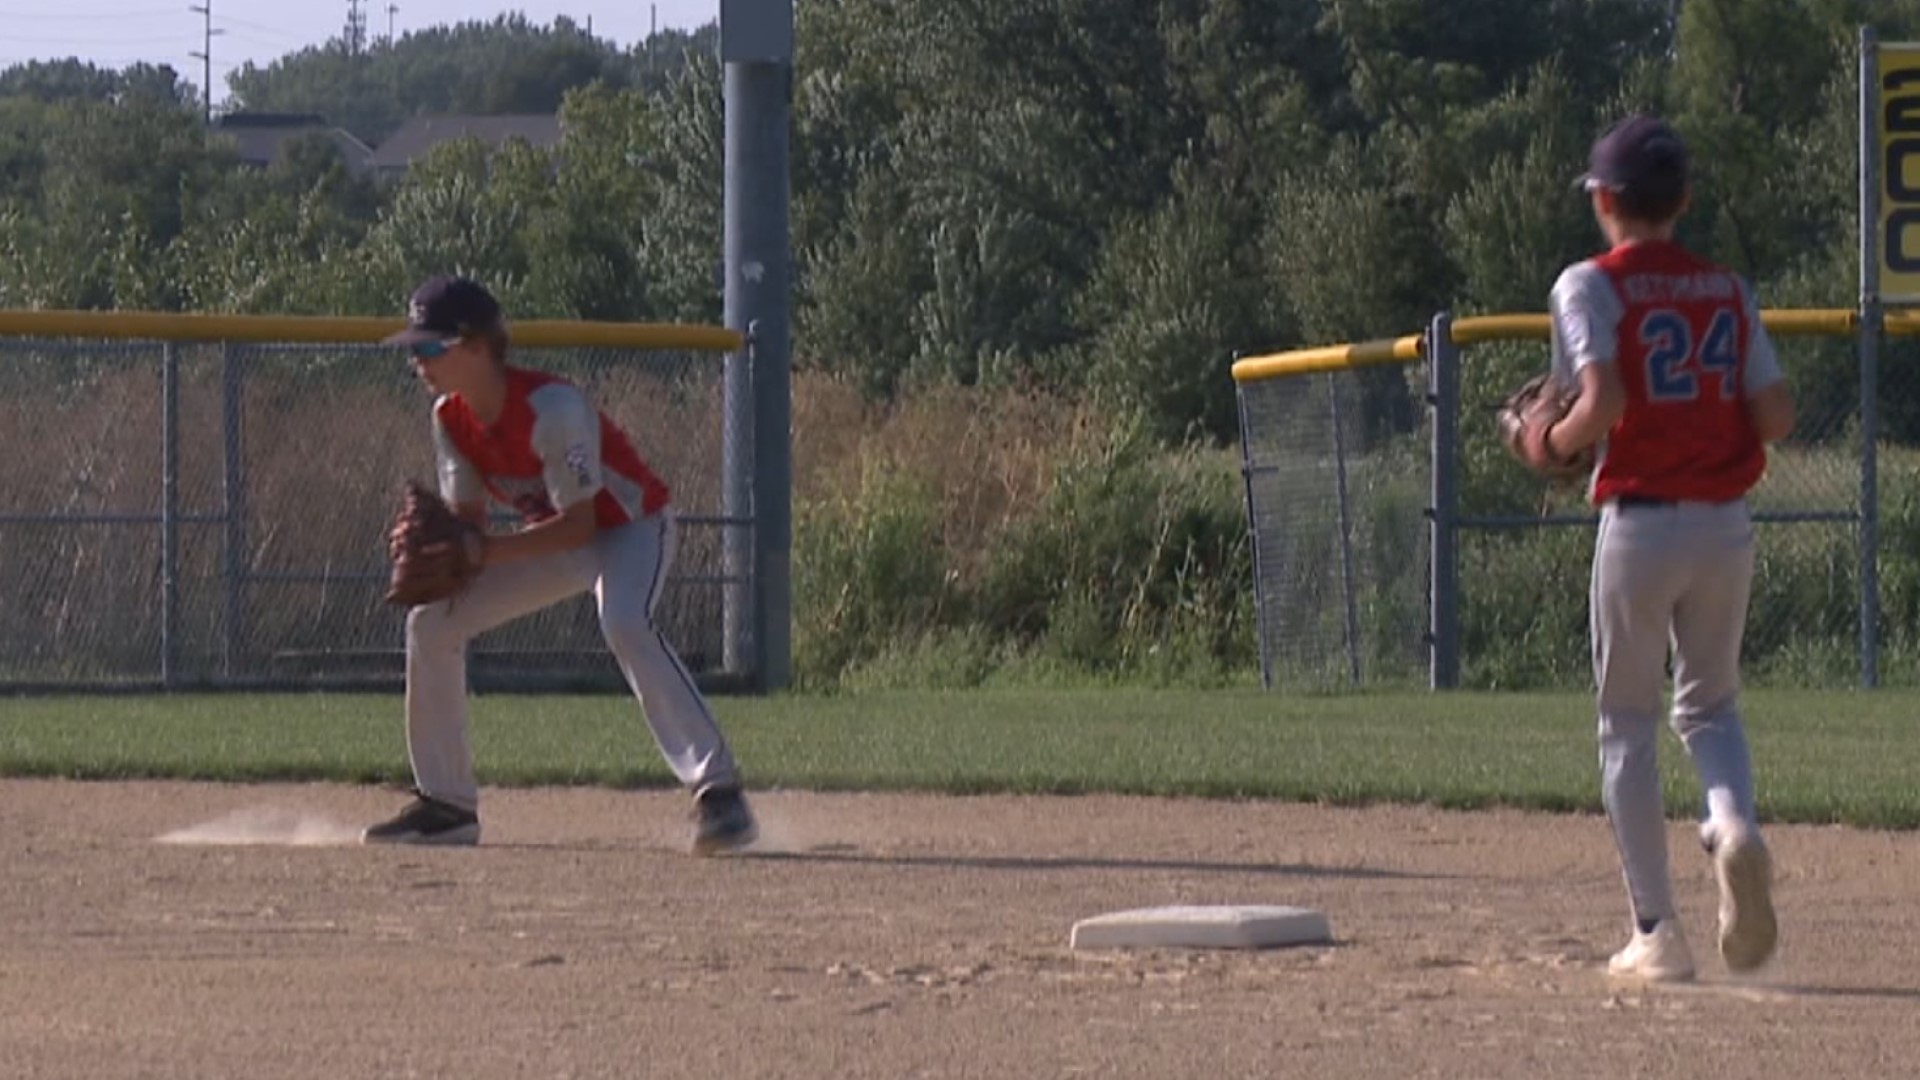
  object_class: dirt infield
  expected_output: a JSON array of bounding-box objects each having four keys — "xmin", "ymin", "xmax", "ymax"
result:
[{"xmin": 3, "ymin": 779, "xmax": 1918, "ymax": 1079}]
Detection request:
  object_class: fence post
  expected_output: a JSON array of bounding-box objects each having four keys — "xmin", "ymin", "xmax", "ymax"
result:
[
  {"xmin": 221, "ymin": 344, "xmax": 247, "ymax": 681},
  {"xmin": 1427, "ymin": 311, "xmax": 1460, "ymax": 690},
  {"xmin": 161, "ymin": 342, "xmax": 181, "ymax": 689},
  {"xmin": 723, "ymin": 0, "xmax": 794, "ymax": 692},
  {"xmin": 722, "ymin": 338, "xmax": 752, "ymax": 681},
  {"xmin": 1860, "ymin": 24, "xmax": 1883, "ymax": 690},
  {"xmin": 1861, "ymin": 300, "xmax": 1882, "ymax": 690}
]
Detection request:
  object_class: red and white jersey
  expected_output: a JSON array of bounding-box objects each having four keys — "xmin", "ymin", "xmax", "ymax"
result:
[
  {"xmin": 1549, "ymin": 240, "xmax": 1784, "ymax": 505},
  {"xmin": 431, "ymin": 366, "xmax": 671, "ymax": 529}
]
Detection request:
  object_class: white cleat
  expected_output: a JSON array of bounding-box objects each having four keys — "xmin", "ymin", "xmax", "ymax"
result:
[
  {"xmin": 1608, "ymin": 921, "xmax": 1697, "ymax": 983},
  {"xmin": 1711, "ymin": 827, "xmax": 1778, "ymax": 973}
]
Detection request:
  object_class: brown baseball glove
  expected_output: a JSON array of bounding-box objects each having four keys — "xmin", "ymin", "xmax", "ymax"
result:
[
  {"xmin": 1496, "ymin": 374, "xmax": 1595, "ymax": 484},
  {"xmin": 384, "ymin": 480, "xmax": 485, "ymax": 607}
]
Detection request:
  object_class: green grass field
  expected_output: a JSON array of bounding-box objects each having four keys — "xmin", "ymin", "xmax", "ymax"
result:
[{"xmin": 3, "ymin": 688, "xmax": 1917, "ymax": 828}]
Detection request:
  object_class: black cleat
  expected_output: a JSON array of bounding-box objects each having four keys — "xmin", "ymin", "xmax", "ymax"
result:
[
  {"xmin": 691, "ymin": 784, "xmax": 758, "ymax": 856},
  {"xmin": 362, "ymin": 792, "xmax": 480, "ymax": 846}
]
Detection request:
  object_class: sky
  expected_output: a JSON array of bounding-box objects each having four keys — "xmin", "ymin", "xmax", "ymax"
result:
[{"xmin": 0, "ymin": 0, "xmax": 718, "ymax": 104}]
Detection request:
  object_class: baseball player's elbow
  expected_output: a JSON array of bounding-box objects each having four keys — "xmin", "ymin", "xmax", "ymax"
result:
[
  {"xmin": 1748, "ymin": 384, "xmax": 1795, "ymax": 443},
  {"xmin": 1575, "ymin": 363, "xmax": 1627, "ymax": 431},
  {"xmin": 1569, "ymin": 390, "xmax": 1626, "ymax": 445},
  {"xmin": 1593, "ymin": 379, "xmax": 1628, "ymax": 429},
  {"xmin": 559, "ymin": 500, "xmax": 600, "ymax": 548}
]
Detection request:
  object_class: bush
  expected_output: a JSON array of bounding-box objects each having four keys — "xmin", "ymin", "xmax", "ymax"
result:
[
  {"xmin": 791, "ymin": 458, "xmax": 955, "ymax": 687},
  {"xmin": 790, "ymin": 397, "xmax": 1257, "ymax": 688},
  {"xmin": 1459, "ymin": 524, "xmax": 1594, "ymax": 690},
  {"xmin": 974, "ymin": 413, "xmax": 1254, "ymax": 678}
]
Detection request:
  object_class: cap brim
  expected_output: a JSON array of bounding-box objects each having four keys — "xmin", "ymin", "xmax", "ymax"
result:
[{"xmin": 381, "ymin": 327, "xmax": 447, "ymax": 346}]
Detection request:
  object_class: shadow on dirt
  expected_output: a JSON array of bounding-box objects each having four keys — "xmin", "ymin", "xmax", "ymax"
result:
[{"xmin": 742, "ymin": 847, "xmax": 1451, "ymax": 880}]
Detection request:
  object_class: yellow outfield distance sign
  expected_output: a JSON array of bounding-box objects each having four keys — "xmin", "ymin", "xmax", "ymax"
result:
[{"xmin": 1879, "ymin": 43, "xmax": 1920, "ymax": 304}]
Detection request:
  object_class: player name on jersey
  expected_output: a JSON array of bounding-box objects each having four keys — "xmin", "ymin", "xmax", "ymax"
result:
[{"xmin": 1618, "ymin": 272, "xmax": 1737, "ymax": 305}]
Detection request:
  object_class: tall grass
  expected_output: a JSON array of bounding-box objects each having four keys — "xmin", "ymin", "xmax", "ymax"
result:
[{"xmin": 789, "ymin": 383, "xmax": 1255, "ymax": 688}]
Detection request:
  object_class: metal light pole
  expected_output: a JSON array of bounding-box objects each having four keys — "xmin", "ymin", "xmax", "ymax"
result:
[
  {"xmin": 1859, "ymin": 25, "xmax": 1884, "ymax": 688},
  {"xmin": 720, "ymin": 0, "xmax": 794, "ymax": 691}
]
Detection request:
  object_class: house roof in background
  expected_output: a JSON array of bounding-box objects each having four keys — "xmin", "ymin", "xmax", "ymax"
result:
[
  {"xmin": 370, "ymin": 114, "xmax": 562, "ymax": 170},
  {"xmin": 210, "ymin": 112, "xmax": 375, "ymax": 172},
  {"xmin": 215, "ymin": 112, "xmax": 330, "ymax": 129}
]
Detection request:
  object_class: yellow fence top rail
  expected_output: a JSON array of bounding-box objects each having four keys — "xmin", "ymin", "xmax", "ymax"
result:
[
  {"xmin": 1230, "ymin": 334, "xmax": 1423, "ymax": 380},
  {"xmin": 0, "ymin": 310, "xmax": 744, "ymax": 352},
  {"xmin": 1233, "ymin": 307, "xmax": 1906, "ymax": 383}
]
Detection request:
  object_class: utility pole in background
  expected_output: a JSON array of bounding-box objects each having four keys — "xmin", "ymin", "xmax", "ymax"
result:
[
  {"xmin": 188, "ymin": 1, "xmax": 222, "ymax": 125},
  {"xmin": 345, "ymin": 0, "xmax": 367, "ymax": 55},
  {"xmin": 386, "ymin": 3, "xmax": 398, "ymax": 45}
]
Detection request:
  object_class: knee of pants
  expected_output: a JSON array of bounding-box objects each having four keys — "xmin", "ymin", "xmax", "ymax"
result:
[
  {"xmin": 1670, "ymin": 696, "xmax": 1739, "ymax": 741},
  {"xmin": 1595, "ymin": 679, "xmax": 1665, "ymax": 726},
  {"xmin": 406, "ymin": 603, "xmax": 467, "ymax": 655},
  {"xmin": 599, "ymin": 610, "xmax": 663, "ymax": 667},
  {"xmin": 1597, "ymin": 711, "xmax": 1659, "ymax": 758}
]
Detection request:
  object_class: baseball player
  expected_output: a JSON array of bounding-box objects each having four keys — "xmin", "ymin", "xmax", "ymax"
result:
[
  {"xmin": 1526, "ymin": 115, "xmax": 1796, "ymax": 981},
  {"xmin": 362, "ymin": 274, "xmax": 757, "ymax": 854}
]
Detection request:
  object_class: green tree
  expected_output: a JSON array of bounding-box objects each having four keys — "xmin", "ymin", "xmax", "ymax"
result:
[
  {"xmin": 227, "ymin": 15, "xmax": 631, "ymax": 146},
  {"xmin": 796, "ymin": 164, "xmax": 929, "ymax": 395},
  {"xmin": 1669, "ymin": 0, "xmax": 1841, "ymax": 273},
  {"xmin": 1076, "ymin": 164, "xmax": 1285, "ymax": 441},
  {"xmin": 0, "ymin": 94, "xmax": 228, "ymax": 309},
  {"xmin": 1441, "ymin": 62, "xmax": 1605, "ymax": 313},
  {"xmin": 0, "ymin": 59, "xmax": 193, "ymax": 107},
  {"xmin": 359, "ymin": 136, "xmax": 540, "ymax": 296},
  {"xmin": 631, "ymin": 53, "xmax": 725, "ymax": 323}
]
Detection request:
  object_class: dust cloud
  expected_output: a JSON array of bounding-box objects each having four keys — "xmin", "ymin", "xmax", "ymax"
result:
[{"xmin": 155, "ymin": 806, "xmax": 362, "ymax": 847}]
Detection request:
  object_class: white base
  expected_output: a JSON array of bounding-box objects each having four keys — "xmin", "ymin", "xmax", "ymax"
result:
[{"xmin": 1070, "ymin": 904, "xmax": 1332, "ymax": 950}]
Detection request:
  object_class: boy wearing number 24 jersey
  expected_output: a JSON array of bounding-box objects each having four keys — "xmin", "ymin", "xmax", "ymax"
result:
[{"xmin": 1528, "ymin": 115, "xmax": 1797, "ymax": 982}]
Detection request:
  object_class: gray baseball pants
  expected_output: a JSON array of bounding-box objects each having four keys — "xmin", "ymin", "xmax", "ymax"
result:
[
  {"xmin": 1591, "ymin": 497, "xmax": 1761, "ymax": 927},
  {"xmin": 402, "ymin": 511, "xmax": 738, "ymax": 812}
]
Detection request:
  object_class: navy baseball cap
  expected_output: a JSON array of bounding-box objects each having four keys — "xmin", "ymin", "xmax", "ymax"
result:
[
  {"xmin": 381, "ymin": 275, "xmax": 504, "ymax": 346},
  {"xmin": 1576, "ymin": 113, "xmax": 1689, "ymax": 195}
]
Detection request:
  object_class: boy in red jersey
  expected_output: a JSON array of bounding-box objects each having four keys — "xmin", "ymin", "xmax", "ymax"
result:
[
  {"xmin": 1524, "ymin": 115, "xmax": 1796, "ymax": 981},
  {"xmin": 362, "ymin": 275, "xmax": 757, "ymax": 854}
]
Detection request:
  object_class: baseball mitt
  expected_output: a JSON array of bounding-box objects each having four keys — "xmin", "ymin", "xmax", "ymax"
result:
[
  {"xmin": 384, "ymin": 480, "xmax": 485, "ymax": 607},
  {"xmin": 1496, "ymin": 374, "xmax": 1595, "ymax": 484}
]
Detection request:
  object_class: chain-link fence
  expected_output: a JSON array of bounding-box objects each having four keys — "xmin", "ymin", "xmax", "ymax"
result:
[
  {"xmin": 0, "ymin": 326, "xmax": 750, "ymax": 692},
  {"xmin": 1236, "ymin": 310, "xmax": 1892, "ymax": 692},
  {"xmin": 1236, "ymin": 356, "xmax": 1430, "ymax": 689}
]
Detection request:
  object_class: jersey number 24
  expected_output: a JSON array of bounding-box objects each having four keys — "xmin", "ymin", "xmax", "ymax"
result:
[{"xmin": 1639, "ymin": 308, "xmax": 1740, "ymax": 403}]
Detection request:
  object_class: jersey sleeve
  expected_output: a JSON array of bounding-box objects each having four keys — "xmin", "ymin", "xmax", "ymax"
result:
[
  {"xmin": 430, "ymin": 405, "xmax": 485, "ymax": 506},
  {"xmin": 1548, "ymin": 261, "xmax": 1623, "ymax": 387},
  {"xmin": 527, "ymin": 383, "xmax": 605, "ymax": 511},
  {"xmin": 1737, "ymin": 278, "xmax": 1785, "ymax": 395}
]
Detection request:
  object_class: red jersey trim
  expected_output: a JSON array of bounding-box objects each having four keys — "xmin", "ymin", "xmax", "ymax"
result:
[{"xmin": 433, "ymin": 367, "xmax": 672, "ymax": 529}]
